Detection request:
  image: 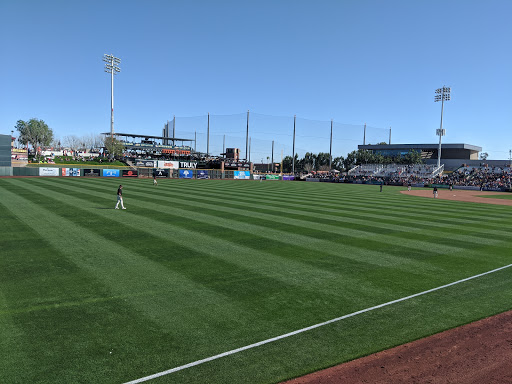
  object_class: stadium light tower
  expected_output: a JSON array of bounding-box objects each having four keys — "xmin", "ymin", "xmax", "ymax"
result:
[
  {"xmin": 103, "ymin": 54, "xmax": 121, "ymax": 139},
  {"xmin": 434, "ymin": 86, "xmax": 450, "ymax": 168}
]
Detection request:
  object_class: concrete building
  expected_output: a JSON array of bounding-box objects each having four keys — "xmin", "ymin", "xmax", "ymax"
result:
[{"xmin": 357, "ymin": 143, "xmax": 496, "ymax": 171}]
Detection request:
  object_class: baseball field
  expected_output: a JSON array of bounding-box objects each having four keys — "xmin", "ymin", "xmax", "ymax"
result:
[{"xmin": 1, "ymin": 177, "xmax": 511, "ymax": 383}]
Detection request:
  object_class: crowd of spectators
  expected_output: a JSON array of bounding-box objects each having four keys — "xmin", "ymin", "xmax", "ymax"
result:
[{"xmin": 303, "ymin": 165, "xmax": 512, "ymax": 191}]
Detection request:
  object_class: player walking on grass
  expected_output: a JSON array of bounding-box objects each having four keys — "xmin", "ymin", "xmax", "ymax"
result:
[
  {"xmin": 153, "ymin": 175, "xmax": 158, "ymax": 186},
  {"xmin": 115, "ymin": 184, "xmax": 126, "ymax": 209},
  {"xmin": 433, "ymin": 186, "xmax": 438, "ymax": 199}
]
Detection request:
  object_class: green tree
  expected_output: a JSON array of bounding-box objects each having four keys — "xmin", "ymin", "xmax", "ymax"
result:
[
  {"xmin": 283, "ymin": 155, "xmax": 297, "ymax": 173},
  {"xmin": 355, "ymin": 149, "xmax": 375, "ymax": 165},
  {"xmin": 316, "ymin": 152, "xmax": 331, "ymax": 170},
  {"xmin": 103, "ymin": 136, "xmax": 126, "ymax": 159},
  {"xmin": 302, "ymin": 152, "xmax": 315, "ymax": 172},
  {"xmin": 332, "ymin": 155, "xmax": 345, "ymax": 171},
  {"xmin": 343, "ymin": 151, "xmax": 357, "ymax": 171},
  {"xmin": 403, "ymin": 150, "xmax": 423, "ymax": 164},
  {"xmin": 15, "ymin": 118, "xmax": 54, "ymax": 161}
]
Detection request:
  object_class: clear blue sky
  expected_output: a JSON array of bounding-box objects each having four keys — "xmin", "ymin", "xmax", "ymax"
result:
[{"xmin": 1, "ymin": 0, "xmax": 511, "ymax": 160}]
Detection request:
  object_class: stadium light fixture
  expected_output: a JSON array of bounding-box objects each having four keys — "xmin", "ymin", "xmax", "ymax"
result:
[
  {"xmin": 103, "ymin": 54, "xmax": 121, "ymax": 144},
  {"xmin": 434, "ymin": 86, "xmax": 450, "ymax": 168}
]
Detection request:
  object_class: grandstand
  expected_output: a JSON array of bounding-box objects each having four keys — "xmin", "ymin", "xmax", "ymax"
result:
[
  {"xmin": 358, "ymin": 143, "xmax": 482, "ymax": 171},
  {"xmin": 348, "ymin": 163, "xmax": 443, "ymax": 178}
]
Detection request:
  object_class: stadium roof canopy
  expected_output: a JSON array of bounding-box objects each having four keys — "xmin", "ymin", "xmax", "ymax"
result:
[
  {"xmin": 358, "ymin": 143, "xmax": 482, "ymax": 160},
  {"xmin": 101, "ymin": 132, "xmax": 194, "ymax": 142},
  {"xmin": 359, "ymin": 143, "xmax": 481, "ymax": 151}
]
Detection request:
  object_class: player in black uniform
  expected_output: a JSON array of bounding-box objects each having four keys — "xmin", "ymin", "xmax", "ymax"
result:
[{"xmin": 115, "ymin": 185, "xmax": 126, "ymax": 209}]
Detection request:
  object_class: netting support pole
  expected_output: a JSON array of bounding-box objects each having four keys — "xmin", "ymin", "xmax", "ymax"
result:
[
  {"xmin": 292, "ymin": 115, "xmax": 296, "ymax": 174},
  {"xmin": 329, "ymin": 119, "xmax": 333, "ymax": 170}
]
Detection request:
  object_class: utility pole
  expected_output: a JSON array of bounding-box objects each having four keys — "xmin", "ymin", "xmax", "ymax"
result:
[
  {"xmin": 363, "ymin": 123, "xmax": 366, "ymax": 145},
  {"xmin": 207, "ymin": 113, "xmax": 210, "ymax": 158}
]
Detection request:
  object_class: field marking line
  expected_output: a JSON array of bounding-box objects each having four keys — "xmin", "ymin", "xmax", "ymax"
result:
[{"xmin": 123, "ymin": 263, "xmax": 512, "ymax": 384}]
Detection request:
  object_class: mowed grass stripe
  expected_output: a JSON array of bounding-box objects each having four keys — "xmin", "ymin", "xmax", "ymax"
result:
[
  {"xmin": 68, "ymin": 178, "xmax": 501, "ymax": 260},
  {"xmin": 8, "ymin": 181, "xmax": 372, "ymax": 328},
  {"xmin": 37, "ymin": 178, "xmax": 512, "ymax": 276},
  {"xmin": 165, "ymin": 180, "xmax": 512, "ymax": 223},
  {"xmin": 35, "ymin": 178, "xmax": 454, "ymax": 273},
  {"xmin": 130, "ymin": 183, "xmax": 511, "ymax": 247},
  {"xmin": 2, "ymin": 178, "xmax": 512, "ymax": 384},
  {"xmin": 0, "ymin": 202, "xmax": 33, "ymax": 376},
  {"xmin": 112, "ymin": 178, "xmax": 512, "ymax": 240},
  {"xmin": 17, "ymin": 178, "xmax": 402, "ymax": 312},
  {"xmin": 30, "ymin": 179, "xmax": 510, "ymax": 298},
  {"xmin": 7, "ymin": 178, "xmax": 405, "ymax": 336},
  {"xmin": 0, "ymin": 182, "xmax": 260, "ymax": 347}
]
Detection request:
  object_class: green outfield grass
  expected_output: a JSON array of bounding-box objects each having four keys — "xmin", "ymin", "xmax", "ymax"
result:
[{"xmin": 1, "ymin": 178, "xmax": 511, "ymax": 384}]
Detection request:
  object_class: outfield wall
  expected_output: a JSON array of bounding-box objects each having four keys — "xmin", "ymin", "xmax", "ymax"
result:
[
  {"xmin": 2, "ymin": 166, "xmax": 290, "ymax": 180},
  {"xmin": 0, "ymin": 167, "xmax": 13, "ymax": 176},
  {"xmin": 2, "ymin": 165, "xmax": 293, "ymax": 181}
]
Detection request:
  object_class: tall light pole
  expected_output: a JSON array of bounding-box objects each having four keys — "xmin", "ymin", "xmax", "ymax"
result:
[
  {"xmin": 103, "ymin": 54, "xmax": 121, "ymax": 141},
  {"xmin": 434, "ymin": 86, "xmax": 450, "ymax": 168}
]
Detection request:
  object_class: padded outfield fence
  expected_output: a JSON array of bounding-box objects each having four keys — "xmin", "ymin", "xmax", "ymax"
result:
[{"xmin": 0, "ymin": 166, "xmax": 294, "ymax": 180}]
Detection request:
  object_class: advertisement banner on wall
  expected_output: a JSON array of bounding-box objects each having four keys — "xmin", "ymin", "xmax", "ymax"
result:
[
  {"xmin": 153, "ymin": 168, "xmax": 169, "ymax": 178},
  {"xmin": 135, "ymin": 160, "xmax": 155, "ymax": 167},
  {"xmin": 157, "ymin": 160, "xmax": 179, "ymax": 169},
  {"xmin": 225, "ymin": 161, "xmax": 250, "ymax": 169},
  {"xmin": 253, "ymin": 174, "xmax": 261, "ymax": 180},
  {"xmin": 282, "ymin": 175, "xmax": 294, "ymax": 181},
  {"xmin": 122, "ymin": 169, "xmax": 138, "ymax": 177},
  {"xmin": 61, "ymin": 168, "xmax": 80, "ymax": 177},
  {"xmin": 39, "ymin": 167, "xmax": 59, "ymax": 176},
  {"xmin": 102, "ymin": 169, "xmax": 120, "ymax": 177},
  {"xmin": 197, "ymin": 170, "xmax": 209, "ymax": 179},
  {"xmin": 266, "ymin": 174, "xmax": 280, "ymax": 180},
  {"xmin": 234, "ymin": 171, "xmax": 251, "ymax": 179},
  {"xmin": 179, "ymin": 161, "xmax": 197, "ymax": 169},
  {"xmin": 179, "ymin": 169, "xmax": 193, "ymax": 179},
  {"xmin": 83, "ymin": 169, "xmax": 100, "ymax": 177}
]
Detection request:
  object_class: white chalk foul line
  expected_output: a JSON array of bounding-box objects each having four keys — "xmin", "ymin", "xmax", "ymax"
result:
[{"xmin": 124, "ymin": 263, "xmax": 512, "ymax": 384}]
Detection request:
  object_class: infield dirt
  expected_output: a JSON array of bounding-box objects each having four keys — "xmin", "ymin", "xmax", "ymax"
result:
[
  {"xmin": 401, "ymin": 188, "xmax": 512, "ymax": 206},
  {"xmin": 283, "ymin": 310, "xmax": 512, "ymax": 384}
]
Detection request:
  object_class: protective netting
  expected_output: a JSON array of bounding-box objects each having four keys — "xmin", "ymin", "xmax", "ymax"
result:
[{"xmin": 168, "ymin": 112, "xmax": 390, "ymax": 161}]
